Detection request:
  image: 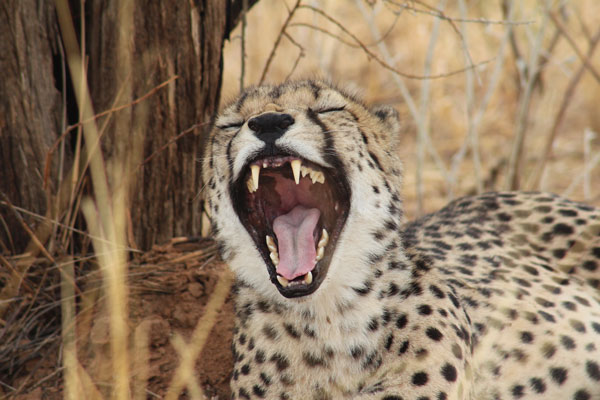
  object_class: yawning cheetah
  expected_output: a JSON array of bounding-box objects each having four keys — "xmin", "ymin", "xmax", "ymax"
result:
[{"xmin": 202, "ymin": 80, "xmax": 600, "ymax": 399}]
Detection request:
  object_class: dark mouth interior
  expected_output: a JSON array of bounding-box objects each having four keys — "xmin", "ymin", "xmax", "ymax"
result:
[{"xmin": 231, "ymin": 154, "xmax": 350, "ymax": 298}]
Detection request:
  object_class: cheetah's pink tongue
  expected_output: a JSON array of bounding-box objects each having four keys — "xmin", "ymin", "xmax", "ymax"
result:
[{"xmin": 272, "ymin": 205, "xmax": 320, "ymax": 280}]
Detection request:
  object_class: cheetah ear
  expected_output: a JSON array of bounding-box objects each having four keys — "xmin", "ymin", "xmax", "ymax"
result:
[{"xmin": 371, "ymin": 105, "xmax": 401, "ymax": 148}]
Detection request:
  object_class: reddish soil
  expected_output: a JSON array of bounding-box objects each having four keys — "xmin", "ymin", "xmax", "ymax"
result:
[{"xmin": 3, "ymin": 238, "xmax": 235, "ymax": 399}]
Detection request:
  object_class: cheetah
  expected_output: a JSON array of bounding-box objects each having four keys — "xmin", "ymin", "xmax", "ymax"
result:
[{"xmin": 202, "ymin": 79, "xmax": 600, "ymax": 399}]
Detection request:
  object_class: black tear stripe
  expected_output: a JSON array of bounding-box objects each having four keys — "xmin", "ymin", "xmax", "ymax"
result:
[
  {"xmin": 368, "ymin": 151, "xmax": 384, "ymax": 172},
  {"xmin": 306, "ymin": 108, "xmax": 347, "ymax": 177},
  {"xmin": 307, "ymin": 80, "xmax": 321, "ymax": 99},
  {"xmin": 235, "ymin": 91, "xmax": 250, "ymax": 112}
]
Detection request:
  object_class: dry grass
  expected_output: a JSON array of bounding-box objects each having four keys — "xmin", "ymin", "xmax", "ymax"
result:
[
  {"xmin": 2, "ymin": 1, "xmax": 600, "ymax": 399},
  {"xmin": 222, "ymin": 0, "xmax": 600, "ymax": 216}
]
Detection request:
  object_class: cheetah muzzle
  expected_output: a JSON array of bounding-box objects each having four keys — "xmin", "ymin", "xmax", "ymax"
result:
[{"xmin": 230, "ymin": 120, "xmax": 350, "ymax": 298}]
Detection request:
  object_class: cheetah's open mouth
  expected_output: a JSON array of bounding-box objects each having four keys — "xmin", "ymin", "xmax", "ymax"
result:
[{"xmin": 231, "ymin": 153, "xmax": 350, "ymax": 298}]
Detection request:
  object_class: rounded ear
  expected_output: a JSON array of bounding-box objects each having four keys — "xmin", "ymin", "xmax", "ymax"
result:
[{"xmin": 371, "ymin": 105, "xmax": 401, "ymax": 149}]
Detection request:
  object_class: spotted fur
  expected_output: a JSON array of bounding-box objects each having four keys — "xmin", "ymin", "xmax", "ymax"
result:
[{"xmin": 203, "ymin": 80, "xmax": 600, "ymax": 399}]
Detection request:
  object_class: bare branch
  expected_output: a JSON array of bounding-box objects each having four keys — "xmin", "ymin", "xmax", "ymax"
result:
[
  {"xmin": 259, "ymin": 0, "xmax": 303, "ymax": 84},
  {"xmin": 301, "ymin": 4, "xmax": 494, "ymax": 80},
  {"xmin": 527, "ymin": 27, "xmax": 600, "ymax": 188},
  {"xmin": 385, "ymin": 0, "xmax": 535, "ymax": 25},
  {"xmin": 549, "ymin": 11, "xmax": 600, "ymax": 83}
]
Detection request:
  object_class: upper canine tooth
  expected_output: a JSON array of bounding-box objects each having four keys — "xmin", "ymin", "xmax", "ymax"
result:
[
  {"xmin": 291, "ymin": 160, "xmax": 301, "ymax": 184},
  {"xmin": 251, "ymin": 165, "xmax": 260, "ymax": 190},
  {"xmin": 277, "ymin": 275, "xmax": 289, "ymax": 287},
  {"xmin": 304, "ymin": 271, "xmax": 313, "ymax": 284},
  {"xmin": 318, "ymin": 229, "xmax": 329, "ymax": 248},
  {"xmin": 247, "ymin": 178, "xmax": 255, "ymax": 193}
]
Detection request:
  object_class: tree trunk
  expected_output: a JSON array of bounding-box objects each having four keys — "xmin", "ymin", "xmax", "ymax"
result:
[
  {"xmin": 0, "ymin": 1, "xmax": 63, "ymax": 253},
  {"xmin": 0, "ymin": 1, "xmax": 254, "ymax": 252}
]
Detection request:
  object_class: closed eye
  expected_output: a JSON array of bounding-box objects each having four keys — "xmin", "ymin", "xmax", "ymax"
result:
[
  {"xmin": 216, "ymin": 121, "xmax": 244, "ymax": 130},
  {"xmin": 316, "ymin": 106, "xmax": 346, "ymax": 114}
]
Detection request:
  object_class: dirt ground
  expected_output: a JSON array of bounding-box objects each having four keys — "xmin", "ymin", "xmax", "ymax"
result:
[{"xmin": 3, "ymin": 238, "xmax": 235, "ymax": 400}]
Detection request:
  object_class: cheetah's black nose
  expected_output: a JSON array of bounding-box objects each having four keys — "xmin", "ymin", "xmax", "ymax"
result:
[{"xmin": 248, "ymin": 112, "xmax": 295, "ymax": 145}]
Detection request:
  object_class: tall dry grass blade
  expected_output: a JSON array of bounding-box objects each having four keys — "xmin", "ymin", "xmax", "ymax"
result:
[
  {"xmin": 55, "ymin": 1, "xmax": 133, "ymax": 398},
  {"xmin": 60, "ymin": 257, "xmax": 84, "ymax": 400},
  {"xmin": 165, "ymin": 269, "xmax": 234, "ymax": 400}
]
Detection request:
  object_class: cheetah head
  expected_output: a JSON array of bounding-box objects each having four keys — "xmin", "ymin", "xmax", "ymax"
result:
[{"xmin": 203, "ymin": 80, "xmax": 403, "ymax": 303}]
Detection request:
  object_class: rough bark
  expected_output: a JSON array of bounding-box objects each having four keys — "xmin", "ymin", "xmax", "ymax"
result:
[
  {"xmin": 0, "ymin": 1, "xmax": 63, "ymax": 253},
  {"xmin": 0, "ymin": 1, "xmax": 257, "ymax": 252}
]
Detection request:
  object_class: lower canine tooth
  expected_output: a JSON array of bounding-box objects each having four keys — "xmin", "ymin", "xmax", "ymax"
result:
[
  {"xmin": 316, "ymin": 246, "xmax": 324, "ymax": 261},
  {"xmin": 318, "ymin": 229, "xmax": 329, "ymax": 248},
  {"xmin": 304, "ymin": 271, "xmax": 313, "ymax": 284},
  {"xmin": 277, "ymin": 275, "xmax": 289, "ymax": 287},
  {"xmin": 266, "ymin": 235, "xmax": 277, "ymax": 252}
]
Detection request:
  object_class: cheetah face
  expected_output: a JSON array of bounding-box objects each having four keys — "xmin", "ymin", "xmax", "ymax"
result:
[{"xmin": 204, "ymin": 80, "xmax": 402, "ymax": 301}]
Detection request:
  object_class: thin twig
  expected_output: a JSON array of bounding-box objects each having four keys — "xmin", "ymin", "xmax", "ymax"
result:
[
  {"xmin": 259, "ymin": 0, "xmax": 302, "ymax": 84},
  {"xmin": 301, "ymin": 4, "xmax": 495, "ymax": 81},
  {"xmin": 282, "ymin": 32, "xmax": 305, "ymax": 81},
  {"xmin": 549, "ymin": 11, "xmax": 600, "ymax": 83},
  {"xmin": 505, "ymin": 0, "xmax": 552, "ymax": 190},
  {"xmin": 240, "ymin": 0, "xmax": 248, "ymax": 91},
  {"xmin": 527, "ymin": 26, "xmax": 600, "ymax": 189},
  {"xmin": 384, "ymin": 0, "xmax": 534, "ymax": 25}
]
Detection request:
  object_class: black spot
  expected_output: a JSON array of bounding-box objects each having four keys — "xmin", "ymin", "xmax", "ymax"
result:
[
  {"xmin": 558, "ymin": 209, "xmax": 578, "ymax": 217},
  {"xmin": 574, "ymin": 296, "xmax": 591, "ymax": 307},
  {"xmin": 583, "ymin": 260, "xmax": 598, "ymax": 271},
  {"xmin": 574, "ymin": 389, "xmax": 591, "ymax": 400},
  {"xmin": 260, "ymin": 372, "xmax": 272, "ymax": 386},
  {"xmin": 542, "ymin": 343, "xmax": 557, "ymax": 359},
  {"xmin": 553, "ymin": 249, "xmax": 566, "ymax": 259},
  {"xmin": 497, "ymin": 212, "xmax": 512, "ymax": 222},
  {"xmin": 239, "ymin": 387, "xmax": 251, "ymax": 399},
  {"xmin": 398, "ymin": 340, "xmax": 410, "ymax": 354},
  {"xmin": 412, "ymin": 372, "xmax": 428, "ymax": 386},
  {"xmin": 538, "ymin": 310, "xmax": 556, "ymax": 323},
  {"xmin": 549, "ymin": 367, "xmax": 568, "ymax": 385},
  {"xmin": 418, "ymin": 304, "xmax": 433, "ymax": 315},
  {"xmin": 448, "ymin": 293, "xmax": 460, "ymax": 308},
  {"xmin": 252, "ymin": 384, "xmax": 266, "ymax": 398},
  {"xmin": 255, "ymin": 349, "xmax": 266, "ymax": 363},
  {"xmin": 520, "ymin": 331, "xmax": 534, "ymax": 344},
  {"xmin": 441, "ymin": 363, "xmax": 457, "ymax": 382},
  {"xmin": 586, "ymin": 360, "xmax": 600, "ymax": 381},
  {"xmin": 529, "ymin": 377, "xmax": 546, "ymax": 393},
  {"xmin": 283, "ymin": 323, "xmax": 301, "ymax": 339},
  {"xmin": 560, "ymin": 335, "xmax": 576, "ymax": 350},
  {"xmin": 385, "ymin": 333, "xmax": 394, "ymax": 350},
  {"xmin": 426, "ymin": 327, "xmax": 444, "ymax": 341},
  {"xmin": 270, "ymin": 353, "xmax": 290, "ymax": 371},
  {"xmin": 592, "ymin": 247, "xmax": 600, "ymax": 259},
  {"xmin": 437, "ymin": 392, "xmax": 448, "ymax": 400},
  {"xmin": 241, "ymin": 363, "xmax": 251, "ymax": 375},
  {"xmin": 302, "ymin": 351, "xmax": 326, "ymax": 367},
  {"xmin": 262, "ymin": 324, "xmax": 278, "ymax": 340},
  {"xmin": 511, "ymin": 384, "xmax": 525, "ymax": 398},
  {"xmin": 553, "ymin": 223, "xmax": 574, "ymax": 235},
  {"xmin": 382, "ymin": 396, "xmax": 404, "ymax": 400},
  {"xmin": 368, "ymin": 317, "xmax": 379, "ymax": 331},
  {"xmin": 592, "ymin": 322, "xmax": 600, "ymax": 334},
  {"xmin": 429, "ymin": 285, "xmax": 445, "ymax": 298},
  {"xmin": 351, "ymin": 346, "xmax": 364, "ymax": 359},
  {"xmin": 396, "ymin": 314, "xmax": 408, "ymax": 329}
]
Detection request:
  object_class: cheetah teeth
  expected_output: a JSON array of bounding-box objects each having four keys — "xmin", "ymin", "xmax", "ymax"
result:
[
  {"xmin": 315, "ymin": 228, "xmax": 328, "ymax": 261},
  {"xmin": 277, "ymin": 271, "xmax": 313, "ymax": 287},
  {"xmin": 246, "ymin": 160, "xmax": 325, "ymax": 193}
]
